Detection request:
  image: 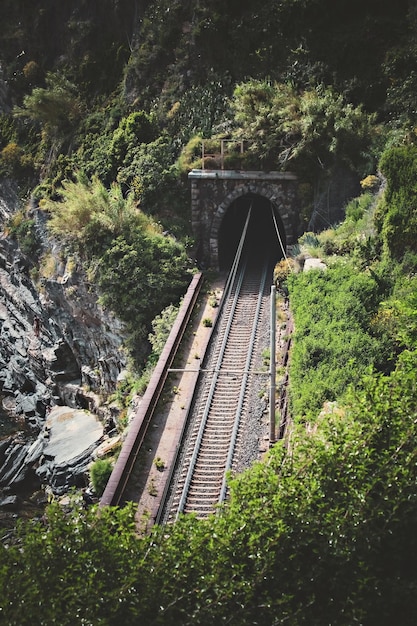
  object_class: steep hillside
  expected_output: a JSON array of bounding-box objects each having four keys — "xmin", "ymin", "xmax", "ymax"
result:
[
  {"xmin": 1, "ymin": 4, "xmax": 417, "ymax": 623},
  {"xmin": 0, "ymin": 1, "xmax": 414, "ymax": 200},
  {"xmin": 0, "ymin": 0, "xmax": 141, "ymax": 102}
]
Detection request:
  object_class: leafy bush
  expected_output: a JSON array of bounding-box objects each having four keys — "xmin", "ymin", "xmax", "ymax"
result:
[
  {"xmin": 8, "ymin": 211, "xmax": 41, "ymax": 257},
  {"xmin": 1, "ymin": 141, "xmax": 22, "ymax": 170},
  {"xmin": 273, "ymin": 258, "xmax": 296, "ymax": 286},
  {"xmin": 377, "ymin": 145, "xmax": 417, "ymax": 259},
  {"xmin": 305, "ymin": 192, "xmax": 377, "ymax": 258},
  {"xmin": 0, "ymin": 139, "xmax": 36, "ymax": 181},
  {"xmin": 117, "ymin": 303, "xmax": 181, "ymax": 399},
  {"xmin": 108, "ymin": 111, "xmax": 158, "ymax": 181},
  {"xmin": 4, "ymin": 350, "xmax": 417, "ymax": 624},
  {"xmin": 177, "ymin": 134, "xmax": 205, "ymax": 174},
  {"xmin": 0, "ymin": 501, "xmax": 142, "ymax": 625},
  {"xmin": 287, "ymin": 261, "xmax": 389, "ymax": 421},
  {"xmin": 372, "ymin": 274, "xmax": 417, "ymax": 353},
  {"xmin": 90, "ymin": 458, "xmax": 113, "ymax": 496},
  {"xmin": 218, "ymin": 350, "xmax": 417, "ymax": 625},
  {"xmin": 230, "ymin": 80, "xmax": 377, "ymax": 175},
  {"xmin": 15, "ymin": 72, "xmax": 84, "ymax": 139},
  {"xmin": 68, "ymin": 102, "xmax": 123, "ymax": 186},
  {"xmin": 360, "ymin": 174, "xmax": 380, "ymax": 191},
  {"xmin": 148, "ymin": 304, "xmax": 179, "ymax": 364},
  {"xmin": 96, "ymin": 227, "xmax": 191, "ymax": 357},
  {"xmin": 45, "ymin": 174, "xmax": 140, "ymax": 252},
  {"xmin": 117, "ymin": 135, "xmax": 183, "ymax": 215},
  {"xmin": 344, "ymin": 192, "xmax": 373, "ymax": 222}
]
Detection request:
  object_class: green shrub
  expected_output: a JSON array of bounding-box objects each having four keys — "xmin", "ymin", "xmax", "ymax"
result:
[
  {"xmin": 15, "ymin": 71, "xmax": 84, "ymax": 138},
  {"xmin": 1, "ymin": 141, "xmax": 22, "ymax": 170},
  {"xmin": 153, "ymin": 457, "xmax": 165, "ymax": 471},
  {"xmin": 377, "ymin": 145, "xmax": 417, "ymax": 259},
  {"xmin": 4, "ymin": 351, "xmax": 417, "ymax": 623},
  {"xmin": 274, "ymin": 258, "xmax": 295, "ymax": 286},
  {"xmin": 230, "ymin": 80, "xmax": 376, "ymax": 174},
  {"xmin": 45, "ymin": 174, "xmax": 142, "ymax": 252},
  {"xmin": 360, "ymin": 174, "xmax": 379, "ymax": 191},
  {"xmin": 8, "ymin": 211, "xmax": 40, "ymax": 257},
  {"xmin": 97, "ymin": 227, "xmax": 190, "ymax": 354},
  {"xmin": 344, "ymin": 192, "xmax": 373, "ymax": 222},
  {"xmin": 108, "ymin": 111, "xmax": 158, "ymax": 182},
  {"xmin": 311, "ymin": 192, "xmax": 376, "ymax": 258},
  {"xmin": 90, "ymin": 458, "xmax": 113, "ymax": 496},
  {"xmin": 177, "ymin": 134, "xmax": 204, "ymax": 174},
  {"xmin": 372, "ymin": 274, "xmax": 417, "ymax": 352},
  {"xmin": 148, "ymin": 304, "xmax": 179, "ymax": 364},
  {"xmin": 287, "ymin": 261, "xmax": 390, "ymax": 422},
  {"xmin": 117, "ymin": 135, "xmax": 182, "ymax": 213}
]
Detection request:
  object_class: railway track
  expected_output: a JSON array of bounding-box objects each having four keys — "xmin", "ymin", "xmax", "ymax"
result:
[
  {"xmin": 101, "ymin": 202, "xmax": 290, "ymax": 524},
  {"xmin": 161, "ymin": 257, "xmax": 272, "ymax": 521}
]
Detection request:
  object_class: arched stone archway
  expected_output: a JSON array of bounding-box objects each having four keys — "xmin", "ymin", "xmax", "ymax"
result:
[
  {"xmin": 189, "ymin": 170, "xmax": 298, "ymax": 270},
  {"xmin": 211, "ymin": 188, "xmax": 290, "ymax": 270}
]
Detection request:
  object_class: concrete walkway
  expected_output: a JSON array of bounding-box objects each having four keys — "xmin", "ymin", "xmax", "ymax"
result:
[{"xmin": 134, "ymin": 276, "xmax": 225, "ymax": 530}]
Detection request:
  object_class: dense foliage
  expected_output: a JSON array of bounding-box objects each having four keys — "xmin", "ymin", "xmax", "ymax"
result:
[
  {"xmin": 1, "ymin": 1, "xmax": 417, "ymax": 623},
  {"xmin": 44, "ymin": 174, "xmax": 192, "ymax": 359},
  {"xmin": 0, "ymin": 2, "xmax": 415, "ymax": 359},
  {"xmin": 2, "ymin": 348, "xmax": 417, "ymax": 624},
  {"xmin": 229, "ymin": 81, "xmax": 376, "ymax": 174},
  {"xmin": 285, "ymin": 144, "xmax": 417, "ymax": 424},
  {"xmin": 377, "ymin": 145, "xmax": 417, "ymax": 259},
  {"xmin": 2, "ymin": 143, "xmax": 417, "ymax": 626},
  {"xmin": 287, "ymin": 262, "xmax": 389, "ymax": 422}
]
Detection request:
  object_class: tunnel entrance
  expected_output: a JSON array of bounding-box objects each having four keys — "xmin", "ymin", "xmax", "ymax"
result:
[{"xmin": 218, "ymin": 194, "xmax": 286, "ymax": 270}]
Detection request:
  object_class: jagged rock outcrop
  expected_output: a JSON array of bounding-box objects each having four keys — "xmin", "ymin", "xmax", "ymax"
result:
[
  {"xmin": 0, "ymin": 434, "xmax": 43, "ymax": 489},
  {"xmin": 36, "ymin": 406, "xmax": 105, "ymax": 495},
  {"xmin": 0, "ymin": 179, "xmax": 127, "ymax": 503},
  {"xmin": 0, "ymin": 62, "xmax": 9, "ymax": 114}
]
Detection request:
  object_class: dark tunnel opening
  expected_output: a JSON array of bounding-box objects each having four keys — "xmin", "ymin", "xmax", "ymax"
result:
[{"xmin": 218, "ymin": 194, "xmax": 286, "ymax": 270}]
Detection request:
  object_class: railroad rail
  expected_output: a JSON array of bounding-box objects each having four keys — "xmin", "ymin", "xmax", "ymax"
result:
[
  {"xmin": 161, "ymin": 257, "xmax": 271, "ymax": 520},
  {"xmin": 100, "ymin": 201, "xmax": 291, "ymax": 523}
]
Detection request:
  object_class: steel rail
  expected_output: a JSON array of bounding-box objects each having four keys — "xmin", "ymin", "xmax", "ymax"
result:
[
  {"xmin": 218, "ymin": 261, "xmax": 268, "ymax": 503},
  {"xmin": 175, "ymin": 260, "xmax": 247, "ymax": 517},
  {"xmin": 172, "ymin": 206, "xmax": 253, "ymax": 517},
  {"xmin": 154, "ymin": 207, "xmax": 253, "ymax": 524},
  {"xmin": 171, "ymin": 260, "xmax": 269, "ymax": 519}
]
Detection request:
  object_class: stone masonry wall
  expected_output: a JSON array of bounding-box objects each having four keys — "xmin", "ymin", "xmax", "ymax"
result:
[{"xmin": 189, "ymin": 170, "xmax": 298, "ymax": 269}]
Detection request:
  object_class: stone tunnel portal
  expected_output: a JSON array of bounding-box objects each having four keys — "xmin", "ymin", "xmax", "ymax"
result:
[{"xmin": 218, "ymin": 194, "xmax": 286, "ymax": 270}]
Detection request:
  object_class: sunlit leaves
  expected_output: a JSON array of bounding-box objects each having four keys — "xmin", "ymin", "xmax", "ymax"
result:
[
  {"xmin": 45, "ymin": 173, "xmax": 141, "ymax": 248},
  {"xmin": 378, "ymin": 145, "xmax": 417, "ymax": 259},
  {"xmin": 2, "ymin": 349, "xmax": 417, "ymax": 623},
  {"xmin": 230, "ymin": 80, "xmax": 376, "ymax": 174},
  {"xmin": 14, "ymin": 72, "xmax": 84, "ymax": 139},
  {"xmin": 0, "ymin": 502, "xmax": 143, "ymax": 625},
  {"xmin": 287, "ymin": 261, "xmax": 386, "ymax": 421}
]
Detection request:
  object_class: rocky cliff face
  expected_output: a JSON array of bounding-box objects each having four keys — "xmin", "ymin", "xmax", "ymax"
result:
[{"xmin": 0, "ymin": 179, "xmax": 127, "ymax": 507}]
